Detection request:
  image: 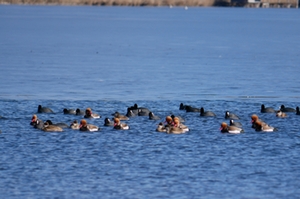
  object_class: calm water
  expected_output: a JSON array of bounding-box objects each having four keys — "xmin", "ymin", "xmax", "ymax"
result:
[{"xmin": 0, "ymin": 5, "xmax": 300, "ymax": 198}]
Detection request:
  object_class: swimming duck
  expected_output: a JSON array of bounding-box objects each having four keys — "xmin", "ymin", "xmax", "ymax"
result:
[
  {"xmin": 30, "ymin": 114, "xmax": 44, "ymax": 130},
  {"xmin": 260, "ymin": 104, "xmax": 276, "ymax": 113},
  {"xmin": 225, "ymin": 111, "xmax": 240, "ymax": 120},
  {"xmin": 70, "ymin": 120, "xmax": 80, "ymax": 129},
  {"xmin": 79, "ymin": 119, "xmax": 100, "ymax": 132},
  {"xmin": 220, "ymin": 122, "xmax": 244, "ymax": 134},
  {"xmin": 251, "ymin": 114, "xmax": 267, "ymax": 129},
  {"xmin": 200, "ymin": 107, "xmax": 216, "ymax": 117},
  {"xmin": 128, "ymin": 104, "xmax": 150, "ymax": 115},
  {"xmin": 37, "ymin": 105, "xmax": 53, "ymax": 113},
  {"xmin": 84, "ymin": 108, "xmax": 101, "ymax": 119},
  {"xmin": 149, "ymin": 112, "xmax": 160, "ymax": 120},
  {"xmin": 280, "ymin": 105, "xmax": 296, "ymax": 112},
  {"xmin": 276, "ymin": 110, "xmax": 287, "ymax": 118},
  {"xmin": 104, "ymin": 118, "xmax": 114, "ymax": 126},
  {"xmin": 43, "ymin": 122, "xmax": 63, "ymax": 132},
  {"xmin": 63, "ymin": 108, "xmax": 76, "ymax": 115},
  {"xmin": 45, "ymin": 120, "xmax": 69, "ymax": 128},
  {"xmin": 173, "ymin": 118, "xmax": 189, "ymax": 132},
  {"xmin": 113, "ymin": 118, "xmax": 129, "ymax": 130},
  {"xmin": 112, "ymin": 112, "xmax": 129, "ymax": 120},
  {"xmin": 255, "ymin": 121, "xmax": 277, "ymax": 132}
]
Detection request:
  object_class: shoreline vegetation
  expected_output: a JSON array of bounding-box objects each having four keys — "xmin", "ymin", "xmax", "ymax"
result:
[{"xmin": 0, "ymin": 0, "xmax": 298, "ymax": 7}]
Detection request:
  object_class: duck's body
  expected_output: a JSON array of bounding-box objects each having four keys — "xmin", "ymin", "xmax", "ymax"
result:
[
  {"xmin": 45, "ymin": 120, "xmax": 69, "ymax": 128},
  {"xmin": 63, "ymin": 108, "xmax": 76, "ymax": 115},
  {"xmin": 276, "ymin": 110, "xmax": 287, "ymax": 118},
  {"xmin": 112, "ymin": 112, "xmax": 129, "ymax": 120},
  {"xmin": 37, "ymin": 105, "xmax": 53, "ymax": 113},
  {"xmin": 225, "ymin": 111, "xmax": 240, "ymax": 120},
  {"xmin": 128, "ymin": 104, "xmax": 150, "ymax": 116},
  {"xmin": 79, "ymin": 119, "xmax": 100, "ymax": 132},
  {"xmin": 43, "ymin": 122, "xmax": 63, "ymax": 132},
  {"xmin": 84, "ymin": 108, "xmax": 101, "ymax": 119},
  {"xmin": 165, "ymin": 126, "xmax": 187, "ymax": 134},
  {"xmin": 149, "ymin": 112, "xmax": 160, "ymax": 120},
  {"xmin": 173, "ymin": 119, "xmax": 189, "ymax": 132},
  {"xmin": 255, "ymin": 121, "xmax": 277, "ymax": 132},
  {"xmin": 261, "ymin": 104, "xmax": 276, "ymax": 113},
  {"xmin": 200, "ymin": 107, "xmax": 216, "ymax": 117},
  {"xmin": 113, "ymin": 118, "xmax": 129, "ymax": 130},
  {"xmin": 220, "ymin": 122, "xmax": 244, "ymax": 134},
  {"xmin": 280, "ymin": 105, "xmax": 296, "ymax": 112}
]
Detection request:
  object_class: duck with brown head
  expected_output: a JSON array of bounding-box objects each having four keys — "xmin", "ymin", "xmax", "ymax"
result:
[
  {"xmin": 79, "ymin": 119, "xmax": 100, "ymax": 132},
  {"xmin": 113, "ymin": 118, "xmax": 129, "ymax": 130},
  {"xmin": 84, "ymin": 108, "xmax": 101, "ymax": 119},
  {"xmin": 220, "ymin": 122, "xmax": 244, "ymax": 134}
]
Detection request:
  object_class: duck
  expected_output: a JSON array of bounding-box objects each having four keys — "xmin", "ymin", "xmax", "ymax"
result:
[
  {"xmin": 173, "ymin": 118, "xmax": 189, "ymax": 132},
  {"xmin": 229, "ymin": 120, "xmax": 242, "ymax": 128},
  {"xmin": 70, "ymin": 120, "xmax": 80, "ymax": 129},
  {"xmin": 37, "ymin": 105, "xmax": 54, "ymax": 113},
  {"xmin": 104, "ymin": 118, "xmax": 114, "ymax": 126},
  {"xmin": 76, "ymin": 108, "xmax": 85, "ymax": 115},
  {"xmin": 224, "ymin": 111, "xmax": 240, "ymax": 120},
  {"xmin": 43, "ymin": 122, "xmax": 63, "ymax": 132},
  {"xmin": 84, "ymin": 108, "xmax": 101, "ymax": 119},
  {"xmin": 156, "ymin": 122, "xmax": 167, "ymax": 132},
  {"xmin": 63, "ymin": 108, "xmax": 76, "ymax": 115},
  {"xmin": 255, "ymin": 121, "xmax": 277, "ymax": 132},
  {"xmin": 261, "ymin": 104, "xmax": 276, "ymax": 113},
  {"xmin": 149, "ymin": 112, "xmax": 160, "ymax": 120},
  {"xmin": 113, "ymin": 118, "xmax": 129, "ymax": 130},
  {"xmin": 200, "ymin": 107, "xmax": 216, "ymax": 117},
  {"xmin": 220, "ymin": 122, "xmax": 244, "ymax": 134},
  {"xmin": 251, "ymin": 114, "xmax": 267, "ymax": 129},
  {"xmin": 296, "ymin": 107, "xmax": 300, "ymax": 115},
  {"xmin": 79, "ymin": 119, "xmax": 100, "ymax": 132},
  {"xmin": 30, "ymin": 114, "xmax": 44, "ymax": 130},
  {"xmin": 280, "ymin": 105, "xmax": 296, "ymax": 112},
  {"xmin": 112, "ymin": 112, "xmax": 129, "ymax": 120},
  {"xmin": 45, "ymin": 120, "xmax": 69, "ymax": 128},
  {"xmin": 276, "ymin": 110, "xmax": 287, "ymax": 118}
]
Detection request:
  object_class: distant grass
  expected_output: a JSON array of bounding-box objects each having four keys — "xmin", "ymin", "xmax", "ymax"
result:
[{"xmin": 0, "ymin": 0, "xmax": 216, "ymax": 6}]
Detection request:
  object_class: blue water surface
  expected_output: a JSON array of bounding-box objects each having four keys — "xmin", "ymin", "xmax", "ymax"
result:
[{"xmin": 0, "ymin": 5, "xmax": 300, "ymax": 199}]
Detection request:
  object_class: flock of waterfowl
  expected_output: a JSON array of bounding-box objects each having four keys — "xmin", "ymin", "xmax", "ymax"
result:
[{"xmin": 28, "ymin": 103, "xmax": 300, "ymax": 134}]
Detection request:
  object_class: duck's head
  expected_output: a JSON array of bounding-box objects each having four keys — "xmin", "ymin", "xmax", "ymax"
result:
[{"xmin": 80, "ymin": 119, "xmax": 87, "ymax": 127}]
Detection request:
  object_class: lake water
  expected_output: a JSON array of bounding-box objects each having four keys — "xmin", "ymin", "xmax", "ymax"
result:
[{"xmin": 0, "ymin": 5, "xmax": 300, "ymax": 199}]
